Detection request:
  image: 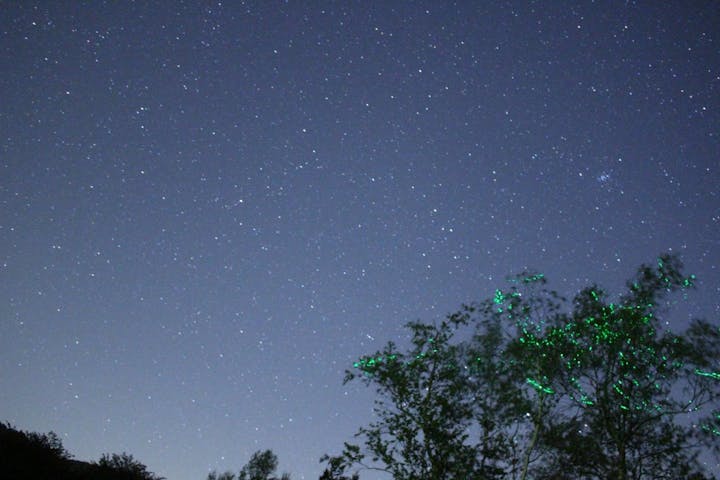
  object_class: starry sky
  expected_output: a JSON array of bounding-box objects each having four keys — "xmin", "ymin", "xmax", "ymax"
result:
[{"xmin": 1, "ymin": 1, "xmax": 719, "ymax": 479}]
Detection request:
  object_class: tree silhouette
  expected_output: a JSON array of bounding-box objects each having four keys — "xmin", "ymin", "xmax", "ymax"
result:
[
  {"xmin": 96, "ymin": 452, "xmax": 164, "ymax": 480},
  {"xmin": 207, "ymin": 470, "xmax": 237, "ymax": 480},
  {"xmin": 0, "ymin": 422, "xmax": 164, "ymax": 480},
  {"xmin": 536, "ymin": 255, "xmax": 720, "ymax": 479},
  {"xmin": 467, "ymin": 271, "xmax": 570, "ymax": 479},
  {"xmin": 238, "ymin": 450, "xmax": 290, "ymax": 480},
  {"xmin": 339, "ymin": 317, "xmax": 488, "ymax": 479},
  {"xmin": 318, "ymin": 454, "xmax": 359, "ymax": 480},
  {"xmin": 328, "ymin": 253, "xmax": 719, "ymax": 480},
  {"xmin": 0, "ymin": 422, "xmax": 73, "ymax": 479}
]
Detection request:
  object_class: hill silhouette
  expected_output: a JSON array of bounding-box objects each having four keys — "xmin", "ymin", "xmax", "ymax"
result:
[{"xmin": 0, "ymin": 422, "xmax": 163, "ymax": 480}]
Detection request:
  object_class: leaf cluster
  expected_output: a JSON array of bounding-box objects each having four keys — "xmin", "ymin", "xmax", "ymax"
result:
[{"xmin": 209, "ymin": 449, "xmax": 290, "ymax": 480}]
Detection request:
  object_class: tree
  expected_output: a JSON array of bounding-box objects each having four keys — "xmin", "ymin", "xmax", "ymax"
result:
[
  {"xmin": 25, "ymin": 429, "xmax": 71, "ymax": 460},
  {"xmin": 539, "ymin": 254, "xmax": 720, "ymax": 479},
  {"xmin": 336, "ymin": 316, "xmax": 494, "ymax": 479},
  {"xmin": 96, "ymin": 452, "xmax": 164, "ymax": 480},
  {"xmin": 238, "ymin": 450, "xmax": 289, "ymax": 480},
  {"xmin": 329, "ymin": 272, "xmax": 575, "ymax": 480},
  {"xmin": 466, "ymin": 271, "xmax": 577, "ymax": 480},
  {"xmin": 318, "ymin": 454, "xmax": 359, "ymax": 480},
  {"xmin": 0, "ymin": 422, "xmax": 73, "ymax": 480},
  {"xmin": 330, "ymin": 253, "xmax": 719, "ymax": 480},
  {"xmin": 0, "ymin": 422, "xmax": 168, "ymax": 480},
  {"xmin": 207, "ymin": 471, "xmax": 236, "ymax": 480}
]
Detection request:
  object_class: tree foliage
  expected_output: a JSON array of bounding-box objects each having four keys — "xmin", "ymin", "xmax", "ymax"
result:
[
  {"xmin": 342, "ymin": 317, "xmax": 484, "ymax": 479},
  {"xmin": 318, "ymin": 454, "xmax": 359, "ymax": 480},
  {"xmin": 207, "ymin": 449, "xmax": 290, "ymax": 480},
  {"xmin": 0, "ymin": 422, "xmax": 163, "ymax": 480},
  {"xmin": 238, "ymin": 449, "xmax": 290, "ymax": 480},
  {"xmin": 207, "ymin": 470, "xmax": 237, "ymax": 480},
  {"xmin": 96, "ymin": 452, "xmax": 165, "ymax": 480},
  {"xmin": 0, "ymin": 422, "xmax": 73, "ymax": 479},
  {"xmin": 539, "ymin": 255, "xmax": 720, "ymax": 480},
  {"xmin": 327, "ymin": 253, "xmax": 719, "ymax": 480}
]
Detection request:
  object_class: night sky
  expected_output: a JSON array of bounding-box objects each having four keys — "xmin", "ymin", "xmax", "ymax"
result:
[{"xmin": 1, "ymin": 1, "xmax": 719, "ymax": 479}]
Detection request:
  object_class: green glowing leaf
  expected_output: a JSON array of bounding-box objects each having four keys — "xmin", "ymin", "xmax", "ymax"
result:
[
  {"xmin": 694, "ymin": 369, "xmax": 720, "ymax": 380},
  {"xmin": 354, "ymin": 354, "xmax": 398, "ymax": 370},
  {"xmin": 493, "ymin": 289, "xmax": 505, "ymax": 304},
  {"xmin": 526, "ymin": 378, "xmax": 554, "ymax": 394},
  {"xmin": 523, "ymin": 273, "xmax": 545, "ymax": 283}
]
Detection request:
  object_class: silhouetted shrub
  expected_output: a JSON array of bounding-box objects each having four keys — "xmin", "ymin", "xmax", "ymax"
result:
[
  {"xmin": 0, "ymin": 422, "xmax": 163, "ymax": 480},
  {"xmin": 96, "ymin": 452, "xmax": 164, "ymax": 480}
]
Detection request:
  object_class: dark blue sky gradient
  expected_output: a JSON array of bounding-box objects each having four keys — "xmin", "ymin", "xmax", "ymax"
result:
[{"xmin": 1, "ymin": 2, "xmax": 719, "ymax": 479}]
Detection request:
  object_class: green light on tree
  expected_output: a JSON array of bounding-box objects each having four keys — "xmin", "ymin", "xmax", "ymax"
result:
[
  {"xmin": 526, "ymin": 377, "xmax": 554, "ymax": 394},
  {"xmin": 694, "ymin": 369, "xmax": 720, "ymax": 380}
]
